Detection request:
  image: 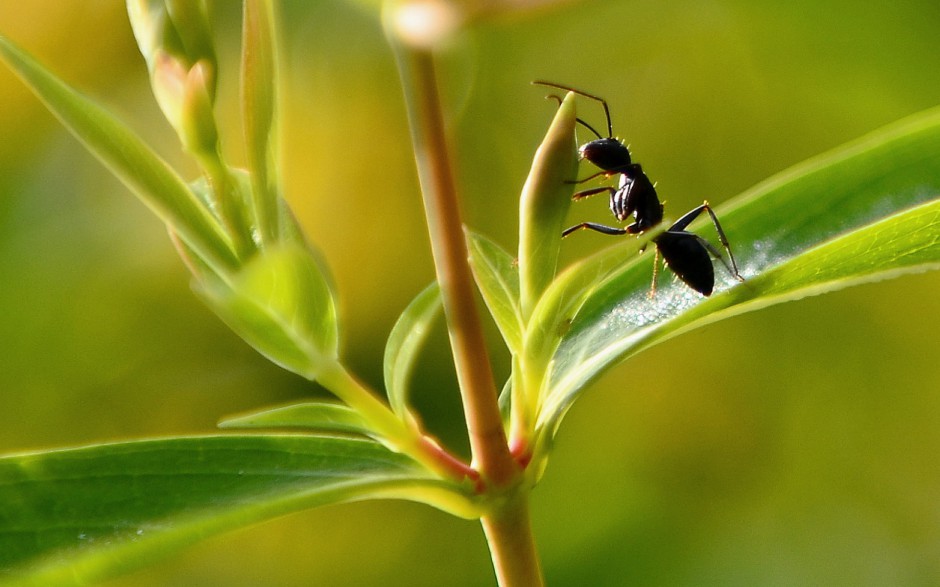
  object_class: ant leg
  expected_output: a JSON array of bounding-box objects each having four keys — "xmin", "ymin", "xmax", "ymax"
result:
[
  {"xmin": 695, "ymin": 235, "xmax": 742, "ymax": 283},
  {"xmin": 669, "ymin": 202, "xmax": 744, "ymax": 281},
  {"xmin": 648, "ymin": 247, "xmax": 661, "ymax": 299},
  {"xmin": 567, "ymin": 163, "xmax": 642, "ymax": 185},
  {"xmin": 567, "ymin": 170, "xmax": 610, "ymax": 185},
  {"xmin": 700, "ymin": 203, "xmax": 743, "ymax": 280},
  {"xmin": 667, "ymin": 203, "xmax": 706, "ymax": 231},
  {"xmin": 562, "ymin": 222, "xmax": 628, "ymax": 238},
  {"xmin": 572, "ymin": 186, "xmax": 616, "ymax": 201}
]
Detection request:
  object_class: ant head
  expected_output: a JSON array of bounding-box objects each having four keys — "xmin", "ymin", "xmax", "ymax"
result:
[{"xmin": 580, "ymin": 138, "xmax": 632, "ymax": 172}]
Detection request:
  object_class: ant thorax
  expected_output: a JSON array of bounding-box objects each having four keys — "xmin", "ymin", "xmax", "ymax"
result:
[{"xmin": 610, "ymin": 174, "xmax": 632, "ymax": 222}]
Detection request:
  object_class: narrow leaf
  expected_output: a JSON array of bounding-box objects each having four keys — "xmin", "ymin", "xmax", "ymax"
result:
[
  {"xmin": 523, "ymin": 229, "xmax": 657, "ymax": 376},
  {"xmin": 383, "ymin": 283, "xmax": 443, "ymax": 420},
  {"xmin": 532, "ymin": 105, "xmax": 940, "ymax": 447},
  {"xmin": 0, "ymin": 34, "xmax": 238, "ymax": 274},
  {"xmin": 466, "ymin": 230, "xmax": 524, "ymax": 353},
  {"xmin": 242, "ymin": 0, "xmax": 281, "ymax": 244},
  {"xmin": 0, "ymin": 435, "xmax": 469, "ymax": 586},
  {"xmin": 218, "ymin": 402, "xmax": 373, "ymax": 437}
]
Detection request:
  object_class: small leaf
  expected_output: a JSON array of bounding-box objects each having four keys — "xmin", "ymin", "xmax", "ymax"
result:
[
  {"xmin": 383, "ymin": 282, "xmax": 443, "ymax": 420},
  {"xmin": 0, "ymin": 33, "xmax": 238, "ymax": 274},
  {"xmin": 196, "ymin": 243, "xmax": 339, "ymax": 381},
  {"xmin": 218, "ymin": 401, "xmax": 373, "ymax": 436},
  {"xmin": 531, "ymin": 105, "xmax": 940, "ymax": 450},
  {"xmin": 0, "ymin": 435, "xmax": 473, "ymax": 585},
  {"xmin": 466, "ymin": 229, "xmax": 524, "ymax": 353}
]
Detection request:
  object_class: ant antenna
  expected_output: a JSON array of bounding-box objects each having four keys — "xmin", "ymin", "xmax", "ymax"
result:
[
  {"xmin": 532, "ymin": 80, "xmax": 613, "ymax": 138},
  {"xmin": 544, "ymin": 94, "xmax": 605, "ymax": 140}
]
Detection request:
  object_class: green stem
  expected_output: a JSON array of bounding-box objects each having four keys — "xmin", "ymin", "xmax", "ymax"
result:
[
  {"xmin": 317, "ymin": 360, "xmax": 476, "ymax": 484},
  {"xmin": 481, "ymin": 491, "xmax": 544, "ymax": 587},
  {"xmin": 390, "ymin": 44, "xmax": 514, "ymax": 486},
  {"xmin": 242, "ymin": 0, "xmax": 281, "ymax": 246},
  {"xmin": 200, "ymin": 155, "xmax": 252, "ymax": 258},
  {"xmin": 385, "ymin": 11, "xmax": 545, "ymax": 584}
]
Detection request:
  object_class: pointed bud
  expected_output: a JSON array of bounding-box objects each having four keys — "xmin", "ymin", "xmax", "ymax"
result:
[
  {"xmin": 150, "ymin": 50, "xmax": 187, "ymax": 135},
  {"xmin": 181, "ymin": 60, "xmax": 219, "ymax": 158},
  {"xmin": 128, "ymin": 0, "xmax": 218, "ymax": 111},
  {"xmin": 518, "ymin": 91, "xmax": 578, "ymax": 319}
]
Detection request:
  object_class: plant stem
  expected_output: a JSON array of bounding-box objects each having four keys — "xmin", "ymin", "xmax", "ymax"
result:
[
  {"xmin": 391, "ymin": 45, "xmax": 514, "ymax": 486},
  {"xmin": 481, "ymin": 490, "xmax": 544, "ymax": 587},
  {"xmin": 317, "ymin": 360, "xmax": 476, "ymax": 483},
  {"xmin": 387, "ymin": 26, "xmax": 545, "ymax": 585}
]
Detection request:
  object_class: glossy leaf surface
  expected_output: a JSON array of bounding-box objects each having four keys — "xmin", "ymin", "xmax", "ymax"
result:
[
  {"xmin": 218, "ymin": 402, "xmax": 373, "ymax": 437},
  {"xmin": 0, "ymin": 435, "xmax": 456, "ymax": 586},
  {"xmin": 530, "ymin": 106, "xmax": 940, "ymax": 447}
]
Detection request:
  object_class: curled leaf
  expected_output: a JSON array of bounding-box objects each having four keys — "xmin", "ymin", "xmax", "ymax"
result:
[
  {"xmin": 383, "ymin": 283, "xmax": 443, "ymax": 421},
  {"xmin": 466, "ymin": 230, "xmax": 523, "ymax": 354}
]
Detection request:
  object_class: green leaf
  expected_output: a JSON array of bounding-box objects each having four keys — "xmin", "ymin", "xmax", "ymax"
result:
[
  {"xmin": 0, "ymin": 33, "xmax": 238, "ymax": 275},
  {"xmin": 196, "ymin": 243, "xmax": 339, "ymax": 381},
  {"xmin": 466, "ymin": 230, "xmax": 524, "ymax": 354},
  {"xmin": 523, "ymin": 231, "xmax": 656, "ymax": 376},
  {"xmin": 218, "ymin": 401, "xmax": 373, "ymax": 437},
  {"xmin": 383, "ymin": 283, "xmax": 443, "ymax": 421},
  {"xmin": 0, "ymin": 435, "xmax": 472, "ymax": 586},
  {"xmin": 532, "ymin": 105, "xmax": 940, "ymax": 449},
  {"xmin": 242, "ymin": 0, "xmax": 282, "ymax": 245}
]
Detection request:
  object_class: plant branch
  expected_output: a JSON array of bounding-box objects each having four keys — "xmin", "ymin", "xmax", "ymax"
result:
[
  {"xmin": 386, "ymin": 17, "xmax": 545, "ymax": 580},
  {"xmin": 389, "ymin": 43, "xmax": 515, "ymax": 486},
  {"xmin": 317, "ymin": 360, "xmax": 477, "ymax": 484}
]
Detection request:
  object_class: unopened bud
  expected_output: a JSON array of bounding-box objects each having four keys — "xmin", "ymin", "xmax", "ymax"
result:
[
  {"xmin": 518, "ymin": 91, "xmax": 578, "ymax": 319},
  {"xmin": 181, "ymin": 60, "xmax": 219, "ymax": 157}
]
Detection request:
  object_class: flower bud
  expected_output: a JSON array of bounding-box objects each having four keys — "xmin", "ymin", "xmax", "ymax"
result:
[
  {"xmin": 518, "ymin": 91, "xmax": 578, "ymax": 319},
  {"xmin": 181, "ymin": 60, "xmax": 219, "ymax": 158}
]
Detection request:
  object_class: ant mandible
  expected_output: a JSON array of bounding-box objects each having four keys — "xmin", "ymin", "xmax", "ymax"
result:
[{"xmin": 533, "ymin": 80, "xmax": 744, "ymax": 297}]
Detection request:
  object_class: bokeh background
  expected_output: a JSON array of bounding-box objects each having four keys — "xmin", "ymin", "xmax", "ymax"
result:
[{"xmin": 1, "ymin": 1, "xmax": 939, "ymax": 585}]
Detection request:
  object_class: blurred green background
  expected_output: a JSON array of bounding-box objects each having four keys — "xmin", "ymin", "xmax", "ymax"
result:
[{"xmin": 2, "ymin": 1, "xmax": 939, "ymax": 585}]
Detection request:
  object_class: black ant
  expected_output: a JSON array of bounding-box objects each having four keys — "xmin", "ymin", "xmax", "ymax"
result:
[{"xmin": 533, "ymin": 80, "xmax": 744, "ymax": 297}]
